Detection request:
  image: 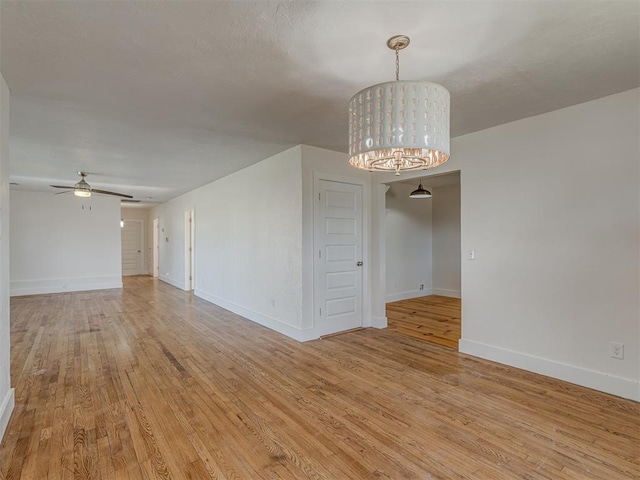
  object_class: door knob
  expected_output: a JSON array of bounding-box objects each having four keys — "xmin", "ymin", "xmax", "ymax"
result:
[{"xmin": 356, "ymin": 261, "xmax": 363, "ymax": 266}]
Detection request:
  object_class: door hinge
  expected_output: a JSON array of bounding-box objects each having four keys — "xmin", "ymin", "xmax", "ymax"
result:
[
  {"xmin": 318, "ymin": 192, "xmax": 321, "ymax": 201},
  {"xmin": 319, "ymin": 307, "xmax": 322, "ymax": 316},
  {"xmin": 189, "ymin": 276, "xmax": 192, "ymax": 280},
  {"xmin": 318, "ymin": 250, "xmax": 322, "ymax": 258}
]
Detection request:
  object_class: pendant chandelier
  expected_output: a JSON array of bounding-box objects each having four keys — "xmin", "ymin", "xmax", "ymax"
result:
[{"xmin": 348, "ymin": 35, "xmax": 450, "ymax": 175}]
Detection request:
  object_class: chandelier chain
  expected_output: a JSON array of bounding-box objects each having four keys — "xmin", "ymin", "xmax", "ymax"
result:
[{"xmin": 395, "ymin": 47, "xmax": 400, "ymax": 81}]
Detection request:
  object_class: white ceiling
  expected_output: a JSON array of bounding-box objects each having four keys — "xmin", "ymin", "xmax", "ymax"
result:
[{"xmin": 2, "ymin": 1, "xmax": 638, "ymax": 205}]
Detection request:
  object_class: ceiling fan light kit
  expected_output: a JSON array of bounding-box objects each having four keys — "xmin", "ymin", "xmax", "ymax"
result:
[
  {"xmin": 50, "ymin": 172, "xmax": 133, "ymax": 199},
  {"xmin": 73, "ymin": 176, "xmax": 92, "ymax": 197},
  {"xmin": 348, "ymin": 35, "xmax": 450, "ymax": 175}
]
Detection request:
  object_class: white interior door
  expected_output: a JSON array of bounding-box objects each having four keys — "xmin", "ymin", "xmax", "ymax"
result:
[
  {"xmin": 121, "ymin": 219, "xmax": 144, "ymax": 276},
  {"xmin": 314, "ymin": 179, "xmax": 363, "ymax": 335}
]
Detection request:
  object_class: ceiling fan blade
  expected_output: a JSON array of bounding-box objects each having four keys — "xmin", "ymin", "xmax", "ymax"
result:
[
  {"xmin": 121, "ymin": 199, "xmax": 141, "ymax": 203},
  {"xmin": 50, "ymin": 185, "xmax": 75, "ymax": 189},
  {"xmin": 90, "ymin": 188, "xmax": 133, "ymax": 199},
  {"xmin": 55, "ymin": 190, "xmax": 72, "ymax": 195}
]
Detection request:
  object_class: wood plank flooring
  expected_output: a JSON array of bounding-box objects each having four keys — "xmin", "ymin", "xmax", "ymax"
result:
[
  {"xmin": 1, "ymin": 276, "xmax": 638, "ymax": 479},
  {"xmin": 387, "ymin": 295, "xmax": 461, "ymax": 349}
]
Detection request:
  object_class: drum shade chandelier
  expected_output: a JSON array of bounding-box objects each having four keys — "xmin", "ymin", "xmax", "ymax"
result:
[{"xmin": 348, "ymin": 35, "xmax": 450, "ymax": 175}]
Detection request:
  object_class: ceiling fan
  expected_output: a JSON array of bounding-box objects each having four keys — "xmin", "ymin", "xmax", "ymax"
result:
[{"xmin": 50, "ymin": 172, "xmax": 133, "ymax": 199}]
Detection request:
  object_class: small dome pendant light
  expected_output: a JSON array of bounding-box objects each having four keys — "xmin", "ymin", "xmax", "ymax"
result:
[{"xmin": 409, "ymin": 179, "xmax": 432, "ymax": 199}]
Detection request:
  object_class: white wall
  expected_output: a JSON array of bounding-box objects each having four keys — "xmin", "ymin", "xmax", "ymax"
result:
[
  {"xmin": 457, "ymin": 89, "xmax": 639, "ymax": 400},
  {"xmin": 121, "ymin": 207, "xmax": 152, "ymax": 274},
  {"xmin": 370, "ymin": 88, "xmax": 640, "ymax": 400},
  {"xmin": 10, "ymin": 191, "xmax": 123, "ymax": 295},
  {"xmin": 385, "ymin": 182, "xmax": 432, "ymax": 302},
  {"xmin": 432, "ymin": 182, "xmax": 461, "ymax": 297},
  {"xmin": 151, "ymin": 146, "xmax": 305, "ymax": 338},
  {"xmin": 150, "ymin": 144, "xmax": 372, "ymax": 341},
  {"xmin": 0, "ymin": 73, "xmax": 14, "ymax": 442},
  {"xmin": 196, "ymin": 146, "xmax": 304, "ymax": 333},
  {"xmin": 151, "ymin": 192, "xmax": 193, "ymax": 290}
]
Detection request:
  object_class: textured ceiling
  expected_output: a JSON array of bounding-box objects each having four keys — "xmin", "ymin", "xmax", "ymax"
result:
[{"xmin": 2, "ymin": 1, "xmax": 639, "ymax": 204}]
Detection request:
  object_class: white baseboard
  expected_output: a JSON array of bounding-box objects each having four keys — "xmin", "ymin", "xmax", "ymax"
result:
[
  {"xmin": 432, "ymin": 288, "xmax": 461, "ymax": 298},
  {"xmin": 159, "ymin": 275, "xmax": 184, "ymax": 290},
  {"xmin": 370, "ymin": 315, "xmax": 388, "ymax": 329},
  {"xmin": 0, "ymin": 388, "xmax": 15, "ymax": 442},
  {"xmin": 10, "ymin": 276, "xmax": 123, "ymax": 296},
  {"xmin": 459, "ymin": 339, "xmax": 639, "ymax": 401},
  {"xmin": 194, "ymin": 289, "xmax": 318, "ymax": 342},
  {"xmin": 385, "ymin": 288, "xmax": 432, "ymax": 303}
]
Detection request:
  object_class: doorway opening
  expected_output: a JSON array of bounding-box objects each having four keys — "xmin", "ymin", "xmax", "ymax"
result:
[
  {"xmin": 184, "ymin": 210, "xmax": 194, "ymax": 291},
  {"xmin": 153, "ymin": 218, "xmax": 159, "ymax": 278},
  {"xmin": 383, "ymin": 171, "xmax": 461, "ymax": 349}
]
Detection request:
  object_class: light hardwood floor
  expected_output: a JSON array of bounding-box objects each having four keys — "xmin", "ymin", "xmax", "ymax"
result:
[
  {"xmin": 1, "ymin": 276, "xmax": 638, "ymax": 479},
  {"xmin": 387, "ymin": 295, "xmax": 461, "ymax": 349}
]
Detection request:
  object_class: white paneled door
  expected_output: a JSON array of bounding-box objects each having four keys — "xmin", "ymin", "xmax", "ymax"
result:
[
  {"xmin": 314, "ymin": 179, "xmax": 363, "ymax": 335},
  {"xmin": 121, "ymin": 219, "xmax": 144, "ymax": 276}
]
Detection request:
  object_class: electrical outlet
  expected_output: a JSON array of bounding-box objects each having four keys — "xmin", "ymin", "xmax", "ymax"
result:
[
  {"xmin": 419, "ymin": 284, "xmax": 424, "ymax": 291},
  {"xmin": 610, "ymin": 342, "xmax": 624, "ymax": 360}
]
